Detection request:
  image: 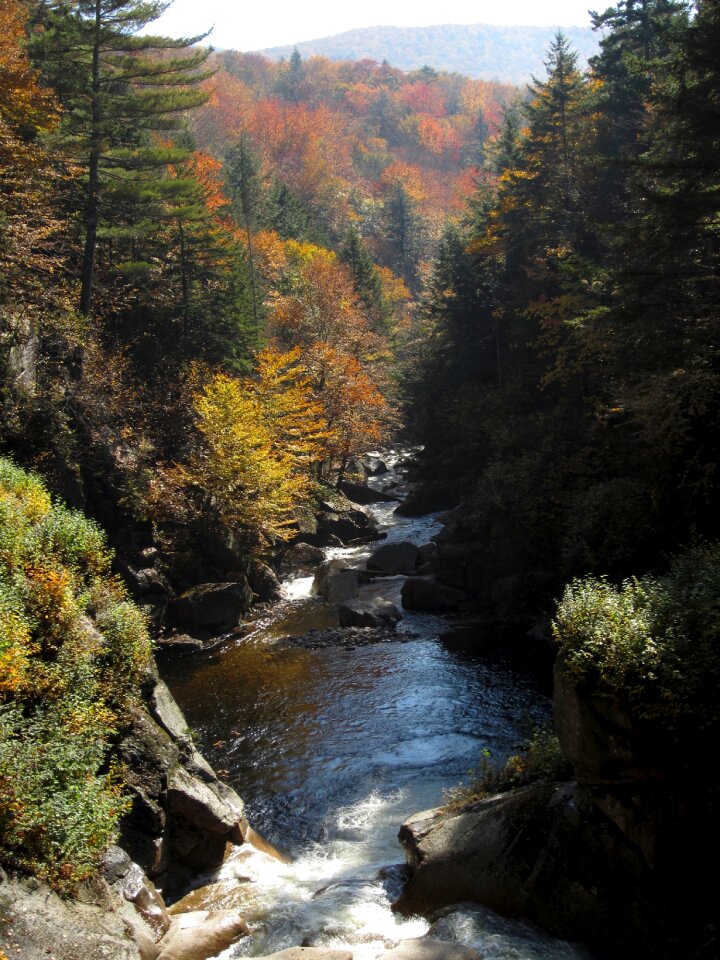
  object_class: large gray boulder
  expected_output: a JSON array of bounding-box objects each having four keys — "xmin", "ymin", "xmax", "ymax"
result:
[
  {"xmin": 312, "ymin": 559, "xmax": 361, "ymax": 603},
  {"xmin": 395, "ymin": 782, "xmax": 653, "ymax": 948},
  {"xmin": 0, "ymin": 875, "xmax": 143, "ymax": 960},
  {"xmin": 401, "ymin": 578, "xmax": 464, "ymax": 611},
  {"xmin": 167, "ymin": 581, "xmax": 253, "ymax": 631},
  {"xmin": 367, "ymin": 541, "xmax": 419, "ymax": 575},
  {"xmin": 338, "ymin": 598, "xmax": 402, "ymax": 628}
]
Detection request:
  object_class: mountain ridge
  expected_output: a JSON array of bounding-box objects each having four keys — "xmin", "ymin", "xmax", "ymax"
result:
[{"xmin": 256, "ymin": 22, "xmax": 599, "ymax": 84}]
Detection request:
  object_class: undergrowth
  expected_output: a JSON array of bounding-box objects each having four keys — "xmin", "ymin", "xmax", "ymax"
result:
[
  {"xmin": 0, "ymin": 457, "xmax": 153, "ymax": 890},
  {"xmin": 442, "ymin": 727, "xmax": 571, "ymax": 812}
]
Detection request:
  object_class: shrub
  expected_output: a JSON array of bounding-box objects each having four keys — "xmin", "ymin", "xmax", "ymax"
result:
[
  {"xmin": 553, "ymin": 542, "xmax": 720, "ymax": 730},
  {"xmin": 443, "ymin": 727, "xmax": 571, "ymax": 812},
  {"xmin": 0, "ymin": 457, "xmax": 152, "ymax": 888}
]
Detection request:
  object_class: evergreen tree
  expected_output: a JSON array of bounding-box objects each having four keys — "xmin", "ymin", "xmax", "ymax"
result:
[
  {"xmin": 339, "ymin": 228, "xmax": 391, "ymax": 333},
  {"xmin": 30, "ymin": 0, "xmax": 212, "ymax": 316},
  {"xmin": 385, "ymin": 184, "xmax": 425, "ymax": 289}
]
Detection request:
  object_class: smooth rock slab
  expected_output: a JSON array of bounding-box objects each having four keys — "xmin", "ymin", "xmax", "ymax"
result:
[
  {"xmin": 155, "ymin": 910, "xmax": 249, "ymax": 960},
  {"xmin": 379, "ymin": 939, "xmax": 482, "ymax": 960}
]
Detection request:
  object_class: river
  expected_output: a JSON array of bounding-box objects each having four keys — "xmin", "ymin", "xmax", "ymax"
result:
[{"xmin": 159, "ymin": 452, "xmax": 593, "ymax": 960}]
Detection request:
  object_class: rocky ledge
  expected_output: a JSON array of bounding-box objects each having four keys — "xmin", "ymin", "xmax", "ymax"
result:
[{"xmin": 0, "ymin": 666, "xmax": 283, "ymax": 960}]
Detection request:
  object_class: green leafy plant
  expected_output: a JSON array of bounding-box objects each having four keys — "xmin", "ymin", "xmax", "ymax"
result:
[
  {"xmin": 442, "ymin": 728, "xmax": 570, "ymax": 812},
  {"xmin": 0, "ymin": 457, "xmax": 152, "ymax": 888},
  {"xmin": 553, "ymin": 542, "xmax": 720, "ymax": 729}
]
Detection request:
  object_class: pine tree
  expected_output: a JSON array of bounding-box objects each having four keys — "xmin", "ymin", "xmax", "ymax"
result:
[
  {"xmin": 339, "ymin": 228, "xmax": 391, "ymax": 334},
  {"xmin": 30, "ymin": 0, "xmax": 213, "ymax": 317}
]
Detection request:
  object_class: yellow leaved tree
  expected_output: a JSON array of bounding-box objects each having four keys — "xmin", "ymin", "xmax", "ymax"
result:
[{"xmin": 187, "ymin": 348, "xmax": 329, "ymax": 545}]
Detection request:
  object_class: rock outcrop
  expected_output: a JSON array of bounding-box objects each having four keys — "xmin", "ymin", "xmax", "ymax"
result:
[
  {"xmin": 367, "ymin": 541, "xmax": 419, "ymax": 575},
  {"xmin": 401, "ymin": 577, "xmax": 464, "ymax": 612},
  {"xmin": 396, "ymin": 659, "xmax": 718, "ymax": 956}
]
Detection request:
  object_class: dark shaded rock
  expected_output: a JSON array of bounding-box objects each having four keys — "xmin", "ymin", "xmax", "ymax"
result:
[
  {"xmin": 280, "ymin": 542, "xmax": 325, "ymax": 573},
  {"xmin": 247, "ymin": 559, "xmax": 282, "ymax": 602},
  {"xmin": 554, "ymin": 662, "xmax": 666, "ymax": 787},
  {"xmin": 312, "ymin": 559, "xmax": 361, "ymax": 603},
  {"xmin": 154, "ymin": 634, "xmax": 206, "ymax": 654},
  {"xmin": 395, "ymin": 782, "xmax": 653, "ymax": 949},
  {"xmin": 416, "ymin": 543, "xmax": 438, "ymax": 566},
  {"xmin": 401, "ymin": 578, "xmax": 465, "ymax": 611},
  {"xmin": 339, "ymin": 480, "xmax": 399, "ymax": 504},
  {"xmin": 317, "ymin": 507, "xmax": 378, "ymax": 545},
  {"xmin": 116, "ymin": 710, "xmax": 178, "ymax": 855},
  {"xmin": 395, "ymin": 488, "xmax": 455, "ymax": 517},
  {"xmin": 166, "ymin": 580, "xmax": 253, "ymax": 632},
  {"xmin": 338, "ymin": 598, "xmax": 402, "ymax": 628},
  {"xmin": 367, "ymin": 541, "xmax": 419, "ymax": 575}
]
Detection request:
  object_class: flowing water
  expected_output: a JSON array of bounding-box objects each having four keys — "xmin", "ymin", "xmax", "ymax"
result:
[{"xmin": 159, "ymin": 452, "xmax": 593, "ymax": 960}]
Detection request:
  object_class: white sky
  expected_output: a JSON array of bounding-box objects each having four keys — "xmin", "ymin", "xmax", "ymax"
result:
[{"xmin": 150, "ymin": 1, "xmax": 597, "ymax": 51}]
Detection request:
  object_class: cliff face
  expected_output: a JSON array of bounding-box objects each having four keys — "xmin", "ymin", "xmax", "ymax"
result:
[
  {"xmin": 0, "ymin": 667, "xmax": 259, "ymax": 960},
  {"xmin": 396, "ymin": 661, "xmax": 718, "ymax": 957}
]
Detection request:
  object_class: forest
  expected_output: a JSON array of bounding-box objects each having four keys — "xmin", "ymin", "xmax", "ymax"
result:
[{"xmin": 1, "ymin": 1, "xmax": 719, "ymax": 958}]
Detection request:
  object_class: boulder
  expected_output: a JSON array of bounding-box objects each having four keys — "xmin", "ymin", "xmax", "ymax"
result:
[
  {"xmin": 338, "ymin": 598, "xmax": 403, "ymax": 628},
  {"xmin": 395, "ymin": 782, "xmax": 653, "ymax": 949},
  {"xmin": 154, "ymin": 634, "xmax": 206, "ymax": 654},
  {"xmin": 247, "ymin": 559, "xmax": 282, "ymax": 602},
  {"xmin": 367, "ymin": 541, "xmax": 419, "ymax": 575},
  {"xmin": 280, "ymin": 542, "xmax": 325, "ymax": 573},
  {"xmin": 401, "ymin": 578, "xmax": 464, "ymax": 612},
  {"xmin": 312, "ymin": 560, "xmax": 361, "ymax": 603},
  {"xmin": 379, "ymin": 940, "xmax": 482, "ymax": 960},
  {"xmin": 0, "ymin": 876, "xmax": 142, "ymax": 960},
  {"xmin": 361, "ymin": 456, "xmax": 388, "ymax": 475},
  {"xmin": 155, "ymin": 910, "xmax": 249, "ymax": 960},
  {"xmin": 167, "ymin": 767, "xmax": 245, "ymax": 839},
  {"xmin": 149, "ymin": 680, "xmax": 192, "ymax": 749},
  {"xmin": 317, "ymin": 507, "xmax": 378, "ymax": 546},
  {"xmin": 167, "ymin": 580, "xmax": 253, "ymax": 631},
  {"xmin": 339, "ymin": 480, "xmax": 399, "ymax": 504}
]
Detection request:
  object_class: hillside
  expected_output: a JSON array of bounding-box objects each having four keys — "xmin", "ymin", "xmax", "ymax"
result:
[{"xmin": 258, "ymin": 23, "xmax": 599, "ymax": 85}]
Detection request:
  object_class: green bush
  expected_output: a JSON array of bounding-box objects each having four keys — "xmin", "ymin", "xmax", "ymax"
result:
[
  {"xmin": 0, "ymin": 456, "xmax": 152, "ymax": 889},
  {"xmin": 553, "ymin": 542, "xmax": 720, "ymax": 729},
  {"xmin": 443, "ymin": 727, "xmax": 571, "ymax": 812}
]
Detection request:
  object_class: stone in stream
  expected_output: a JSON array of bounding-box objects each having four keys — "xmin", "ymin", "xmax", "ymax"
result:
[
  {"xmin": 312, "ymin": 559, "xmax": 361, "ymax": 603},
  {"xmin": 367, "ymin": 541, "xmax": 419, "ymax": 575},
  {"xmin": 401, "ymin": 577, "xmax": 464, "ymax": 612},
  {"xmin": 338, "ymin": 597, "xmax": 403, "ymax": 628},
  {"xmin": 155, "ymin": 909, "xmax": 249, "ymax": 960},
  {"xmin": 338, "ymin": 479, "xmax": 399, "ymax": 504},
  {"xmin": 166, "ymin": 581, "xmax": 253, "ymax": 631}
]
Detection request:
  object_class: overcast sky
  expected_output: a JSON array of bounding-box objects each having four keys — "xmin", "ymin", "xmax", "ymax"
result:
[{"xmin": 149, "ymin": 1, "xmax": 598, "ymax": 51}]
